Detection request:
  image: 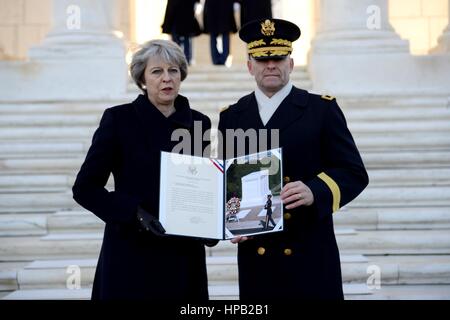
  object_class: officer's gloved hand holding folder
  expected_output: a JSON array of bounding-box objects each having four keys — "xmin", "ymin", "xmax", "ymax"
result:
[{"xmin": 159, "ymin": 148, "xmax": 284, "ymax": 240}]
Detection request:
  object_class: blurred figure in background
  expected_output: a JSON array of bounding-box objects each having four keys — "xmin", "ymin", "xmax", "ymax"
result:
[
  {"xmin": 203, "ymin": 0, "xmax": 237, "ymax": 65},
  {"xmin": 238, "ymin": 0, "xmax": 272, "ymax": 28},
  {"xmin": 162, "ymin": 0, "xmax": 202, "ymax": 65}
]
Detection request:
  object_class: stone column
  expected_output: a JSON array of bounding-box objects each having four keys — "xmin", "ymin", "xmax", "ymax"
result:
[
  {"xmin": 312, "ymin": 0, "xmax": 408, "ymax": 54},
  {"xmin": 30, "ymin": 0, "xmax": 124, "ymax": 58},
  {"xmin": 0, "ymin": 0, "xmax": 128, "ymax": 101},
  {"xmin": 308, "ymin": 0, "xmax": 427, "ymax": 95},
  {"xmin": 432, "ymin": 0, "xmax": 450, "ymax": 53}
]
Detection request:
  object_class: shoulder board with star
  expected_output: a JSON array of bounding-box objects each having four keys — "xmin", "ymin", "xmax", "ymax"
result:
[{"xmin": 321, "ymin": 95, "xmax": 336, "ymax": 101}]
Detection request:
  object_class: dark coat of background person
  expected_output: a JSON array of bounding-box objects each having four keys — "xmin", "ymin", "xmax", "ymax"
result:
[
  {"xmin": 72, "ymin": 94, "xmax": 212, "ymax": 300},
  {"xmin": 238, "ymin": 0, "xmax": 272, "ymax": 27},
  {"xmin": 203, "ymin": 0, "xmax": 237, "ymax": 34},
  {"xmin": 218, "ymin": 87, "xmax": 369, "ymax": 300},
  {"xmin": 161, "ymin": 0, "xmax": 201, "ymax": 36}
]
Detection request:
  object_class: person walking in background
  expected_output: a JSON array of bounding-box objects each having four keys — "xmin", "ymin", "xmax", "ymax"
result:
[
  {"xmin": 263, "ymin": 194, "xmax": 276, "ymax": 230},
  {"xmin": 238, "ymin": 0, "xmax": 272, "ymax": 28},
  {"xmin": 162, "ymin": 0, "xmax": 201, "ymax": 65},
  {"xmin": 203, "ymin": 0, "xmax": 237, "ymax": 65}
]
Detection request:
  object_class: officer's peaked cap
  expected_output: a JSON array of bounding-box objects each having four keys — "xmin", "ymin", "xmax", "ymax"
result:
[{"xmin": 239, "ymin": 18, "xmax": 301, "ymax": 60}]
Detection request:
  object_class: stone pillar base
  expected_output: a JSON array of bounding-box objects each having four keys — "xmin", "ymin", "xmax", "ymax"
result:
[
  {"xmin": 310, "ymin": 52, "xmax": 450, "ymax": 96},
  {"xmin": 0, "ymin": 57, "xmax": 127, "ymax": 102}
]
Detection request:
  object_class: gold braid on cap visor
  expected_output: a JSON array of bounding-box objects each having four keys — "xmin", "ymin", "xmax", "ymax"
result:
[{"xmin": 248, "ymin": 46, "xmax": 293, "ymax": 57}]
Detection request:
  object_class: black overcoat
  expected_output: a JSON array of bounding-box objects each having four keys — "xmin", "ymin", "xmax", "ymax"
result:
[
  {"xmin": 203, "ymin": 0, "xmax": 237, "ymax": 34},
  {"xmin": 73, "ymin": 94, "xmax": 212, "ymax": 300},
  {"xmin": 161, "ymin": 0, "xmax": 201, "ymax": 36},
  {"xmin": 218, "ymin": 87, "xmax": 369, "ymax": 300},
  {"xmin": 238, "ymin": 0, "xmax": 272, "ymax": 27}
]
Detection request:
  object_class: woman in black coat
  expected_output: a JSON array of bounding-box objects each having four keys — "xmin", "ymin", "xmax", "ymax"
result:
[
  {"xmin": 161, "ymin": 0, "xmax": 201, "ymax": 65},
  {"xmin": 72, "ymin": 40, "xmax": 214, "ymax": 300},
  {"xmin": 203, "ymin": 0, "xmax": 237, "ymax": 65}
]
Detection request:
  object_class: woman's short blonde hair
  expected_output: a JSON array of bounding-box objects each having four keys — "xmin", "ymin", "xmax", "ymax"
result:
[{"xmin": 130, "ymin": 39, "xmax": 188, "ymax": 93}]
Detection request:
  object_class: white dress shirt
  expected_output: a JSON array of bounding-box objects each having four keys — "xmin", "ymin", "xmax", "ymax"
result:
[{"xmin": 254, "ymin": 82, "xmax": 293, "ymax": 126}]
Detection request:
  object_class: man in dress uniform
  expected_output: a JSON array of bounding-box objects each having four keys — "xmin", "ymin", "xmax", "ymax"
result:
[
  {"xmin": 263, "ymin": 194, "xmax": 276, "ymax": 230},
  {"xmin": 218, "ymin": 18, "xmax": 369, "ymax": 300}
]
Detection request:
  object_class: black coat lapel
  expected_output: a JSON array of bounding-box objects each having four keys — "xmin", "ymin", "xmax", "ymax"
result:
[
  {"xmin": 132, "ymin": 94, "xmax": 193, "ymax": 152},
  {"xmin": 232, "ymin": 93, "xmax": 265, "ymax": 130},
  {"xmin": 264, "ymin": 86, "xmax": 309, "ymax": 131}
]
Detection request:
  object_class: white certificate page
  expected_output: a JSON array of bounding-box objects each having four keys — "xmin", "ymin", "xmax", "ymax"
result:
[{"xmin": 159, "ymin": 152, "xmax": 224, "ymax": 239}]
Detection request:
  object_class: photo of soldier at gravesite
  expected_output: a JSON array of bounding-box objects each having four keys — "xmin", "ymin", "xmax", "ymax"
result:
[{"xmin": 225, "ymin": 150, "xmax": 283, "ymax": 236}]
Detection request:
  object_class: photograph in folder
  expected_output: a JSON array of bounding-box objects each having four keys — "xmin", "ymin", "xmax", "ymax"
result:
[
  {"xmin": 159, "ymin": 148, "xmax": 283, "ymax": 240},
  {"xmin": 224, "ymin": 149, "xmax": 283, "ymax": 238}
]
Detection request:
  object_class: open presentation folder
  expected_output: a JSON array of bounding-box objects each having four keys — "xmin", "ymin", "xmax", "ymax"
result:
[{"xmin": 159, "ymin": 148, "xmax": 284, "ymax": 240}]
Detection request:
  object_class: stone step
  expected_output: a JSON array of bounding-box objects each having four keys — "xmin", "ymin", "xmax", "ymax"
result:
[
  {"xmin": 334, "ymin": 207, "xmax": 450, "ymax": 230},
  {"xmin": 352, "ymin": 185, "xmax": 450, "ymax": 207},
  {"xmin": 1, "ymin": 129, "xmax": 448, "ymax": 155},
  {"xmin": 1, "ymin": 107, "xmax": 450, "ymax": 129},
  {"xmin": 0, "ymin": 192, "xmax": 78, "ymax": 213},
  {"xmin": 338, "ymin": 95, "xmax": 449, "ymax": 110},
  {"xmin": 349, "ymin": 120, "xmax": 450, "ymax": 134},
  {"xmin": 337, "ymin": 230, "xmax": 450, "ymax": 255},
  {"xmin": 362, "ymin": 150, "xmax": 450, "ymax": 169},
  {"xmin": 0, "ymin": 174, "xmax": 115, "ymax": 193},
  {"xmin": 0, "ymin": 94, "xmax": 445, "ymax": 116},
  {"xmin": 1, "ymin": 205, "xmax": 448, "ymax": 238},
  {"xmin": 1, "ymin": 229, "xmax": 449, "ymax": 261},
  {"xmin": 0, "ymin": 158, "xmax": 83, "ymax": 173},
  {"xmin": 1, "ymin": 149, "xmax": 449, "ymax": 174},
  {"xmin": 367, "ymin": 168, "xmax": 450, "ymax": 187},
  {"xmin": 364, "ymin": 255, "xmax": 450, "ymax": 285},
  {"xmin": 1, "ymin": 185, "xmax": 449, "ymax": 213},
  {"xmin": 0, "ymin": 262, "xmax": 27, "ymax": 291},
  {"xmin": 0, "ymin": 213, "xmax": 49, "ymax": 236},
  {"xmin": 0, "ymin": 142, "xmax": 87, "ymax": 158},
  {"xmin": 347, "ymin": 284, "xmax": 450, "ymax": 300},
  {"xmin": 1, "ymin": 167, "xmax": 448, "ymax": 194},
  {"xmin": 0, "ymin": 174, "xmax": 75, "ymax": 192},
  {"xmin": 10, "ymin": 254, "xmax": 450, "ymax": 291},
  {"xmin": 1, "ymin": 117, "xmax": 449, "ymax": 138},
  {"xmin": 0, "ymin": 283, "xmax": 372, "ymax": 300},
  {"xmin": 0, "ymin": 114, "xmax": 101, "ymax": 127},
  {"xmin": 44, "ymin": 207, "xmax": 450, "ymax": 236},
  {"xmin": 354, "ymin": 134, "xmax": 450, "ymax": 151},
  {"xmin": 46, "ymin": 210, "xmax": 104, "ymax": 234},
  {"xmin": 342, "ymin": 107, "xmax": 450, "ymax": 122}
]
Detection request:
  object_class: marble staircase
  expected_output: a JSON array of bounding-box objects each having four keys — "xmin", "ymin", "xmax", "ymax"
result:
[{"xmin": 1, "ymin": 65, "xmax": 450, "ymax": 299}]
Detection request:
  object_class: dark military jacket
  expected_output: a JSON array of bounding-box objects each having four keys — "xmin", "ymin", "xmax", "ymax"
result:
[
  {"xmin": 218, "ymin": 86, "xmax": 369, "ymax": 300},
  {"xmin": 73, "ymin": 94, "xmax": 212, "ymax": 300}
]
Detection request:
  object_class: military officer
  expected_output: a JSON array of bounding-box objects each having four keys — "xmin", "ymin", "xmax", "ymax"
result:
[{"xmin": 218, "ymin": 18, "xmax": 369, "ymax": 300}]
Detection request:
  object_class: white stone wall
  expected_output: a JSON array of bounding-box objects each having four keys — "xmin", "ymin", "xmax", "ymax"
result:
[
  {"xmin": 0, "ymin": 0, "xmax": 448, "ymax": 61},
  {"xmin": 389, "ymin": 0, "xmax": 449, "ymax": 54},
  {"xmin": 0, "ymin": 0, "xmax": 51, "ymax": 59},
  {"xmin": 0, "ymin": 0, "xmax": 131, "ymax": 60}
]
